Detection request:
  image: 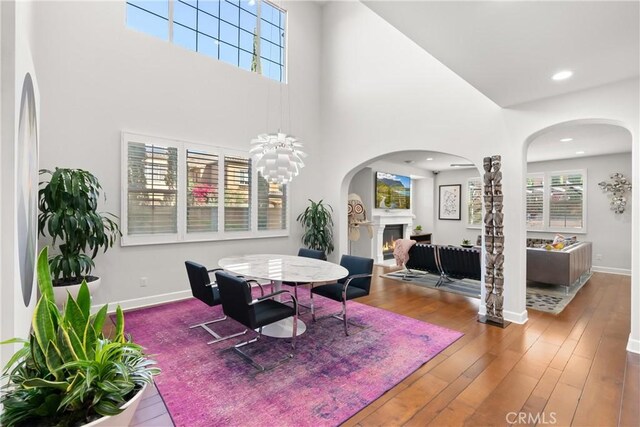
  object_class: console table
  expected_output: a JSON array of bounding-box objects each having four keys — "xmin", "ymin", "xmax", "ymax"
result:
[{"xmin": 410, "ymin": 233, "xmax": 432, "ymax": 244}]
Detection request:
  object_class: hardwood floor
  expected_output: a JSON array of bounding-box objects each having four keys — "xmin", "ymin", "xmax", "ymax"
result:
[{"xmin": 130, "ymin": 269, "xmax": 639, "ymax": 426}]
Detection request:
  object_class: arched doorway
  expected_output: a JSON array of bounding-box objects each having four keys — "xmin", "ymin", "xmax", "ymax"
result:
[
  {"xmin": 340, "ymin": 149, "xmax": 490, "ymax": 317},
  {"xmin": 523, "ymin": 118, "xmax": 637, "ymax": 352}
]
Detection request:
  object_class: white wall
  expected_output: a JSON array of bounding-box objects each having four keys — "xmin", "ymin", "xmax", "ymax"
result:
[
  {"xmin": 504, "ymin": 78, "xmax": 639, "ymax": 352},
  {"xmin": 319, "ymin": 1, "xmax": 517, "ymax": 319},
  {"xmin": 30, "ymin": 0, "xmax": 323, "ymax": 307},
  {"xmin": 432, "ymin": 168, "xmax": 482, "ymax": 246},
  {"xmin": 1, "ymin": 0, "xmax": 39, "ymax": 370},
  {"xmin": 527, "ymin": 153, "xmax": 632, "ymax": 273},
  {"xmin": 320, "ymin": 1, "xmax": 639, "ymax": 334}
]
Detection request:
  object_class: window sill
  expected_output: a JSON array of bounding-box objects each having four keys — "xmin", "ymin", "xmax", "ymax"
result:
[{"xmin": 121, "ymin": 231, "xmax": 289, "ymax": 247}]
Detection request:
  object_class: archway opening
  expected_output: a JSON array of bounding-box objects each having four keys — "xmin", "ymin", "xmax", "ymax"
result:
[
  {"xmin": 524, "ymin": 120, "xmax": 632, "ymax": 315},
  {"xmin": 341, "ymin": 149, "xmax": 487, "ymax": 315}
]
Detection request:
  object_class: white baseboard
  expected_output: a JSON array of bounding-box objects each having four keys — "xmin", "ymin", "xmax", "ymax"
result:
[
  {"xmin": 592, "ymin": 266, "xmax": 631, "ymax": 276},
  {"xmin": 627, "ymin": 335, "xmax": 640, "ymax": 354},
  {"xmin": 93, "ymin": 290, "xmax": 192, "ymax": 314},
  {"xmin": 478, "ymin": 305, "xmax": 487, "ymax": 316},
  {"xmin": 504, "ymin": 309, "xmax": 528, "ymax": 324}
]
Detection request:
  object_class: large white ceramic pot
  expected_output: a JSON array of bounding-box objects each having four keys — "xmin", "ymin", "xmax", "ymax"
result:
[
  {"xmin": 52, "ymin": 277, "xmax": 101, "ymax": 308},
  {"xmin": 84, "ymin": 383, "xmax": 147, "ymax": 427}
]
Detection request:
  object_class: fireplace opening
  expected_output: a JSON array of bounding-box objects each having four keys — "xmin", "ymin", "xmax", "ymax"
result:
[{"xmin": 382, "ymin": 224, "xmax": 404, "ymax": 260}]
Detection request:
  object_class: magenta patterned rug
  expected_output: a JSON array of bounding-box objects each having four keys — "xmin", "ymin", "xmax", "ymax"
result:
[{"xmin": 122, "ymin": 292, "xmax": 462, "ymax": 427}]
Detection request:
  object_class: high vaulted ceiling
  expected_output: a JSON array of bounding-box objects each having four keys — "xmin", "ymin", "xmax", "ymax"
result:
[{"xmin": 363, "ymin": 1, "xmax": 640, "ymax": 107}]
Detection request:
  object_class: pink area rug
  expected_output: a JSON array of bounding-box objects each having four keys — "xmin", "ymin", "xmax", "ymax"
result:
[{"xmin": 122, "ymin": 291, "xmax": 462, "ymax": 427}]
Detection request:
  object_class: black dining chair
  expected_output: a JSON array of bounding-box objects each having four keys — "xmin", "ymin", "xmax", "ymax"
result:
[
  {"xmin": 310, "ymin": 254, "xmax": 373, "ymax": 336},
  {"xmin": 283, "ymin": 248, "xmax": 326, "ymax": 311},
  {"xmin": 215, "ymin": 270, "xmax": 299, "ymax": 371},
  {"xmin": 185, "ymin": 261, "xmax": 260, "ymax": 344}
]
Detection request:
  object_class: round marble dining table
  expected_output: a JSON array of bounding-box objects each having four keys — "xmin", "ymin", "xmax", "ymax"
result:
[{"xmin": 218, "ymin": 254, "xmax": 349, "ymax": 338}]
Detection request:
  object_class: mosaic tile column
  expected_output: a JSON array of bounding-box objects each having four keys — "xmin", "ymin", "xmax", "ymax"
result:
[{"xmin": 481, "ymin": 155, "xmax": 505, "ymax": 326}]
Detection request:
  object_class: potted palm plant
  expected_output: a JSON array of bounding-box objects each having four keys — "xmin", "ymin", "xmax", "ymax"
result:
[
  {"xmin": 38, "ymin": 168, "xmax": 121, "ymax": 306},
  {"xmin": 296, "ymin": 199, "xmax": 334, "ymax": 256},
  {"xmin": 0, "ymin": 248, "xmax": 160, "ymax": 426}
]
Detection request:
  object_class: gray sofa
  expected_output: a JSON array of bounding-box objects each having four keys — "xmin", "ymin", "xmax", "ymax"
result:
[{"xmin": 526, "ymin": 240, "xmax": 592, "ymax": 288}]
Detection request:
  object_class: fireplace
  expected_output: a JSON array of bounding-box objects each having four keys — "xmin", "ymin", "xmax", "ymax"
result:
[{"xmin": 382, "ymin": 224, "xmax": 404, "ymax": 260}]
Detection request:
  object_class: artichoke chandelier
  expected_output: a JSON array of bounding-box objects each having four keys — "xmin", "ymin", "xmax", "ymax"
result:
[{"xmin": 250, "ymin": 131, "xmax": 305, "ymax": 184}]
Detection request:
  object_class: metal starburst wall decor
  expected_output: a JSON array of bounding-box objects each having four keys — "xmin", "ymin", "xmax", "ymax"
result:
[{"xmin": 598, "ymin": 172, "xmax": 632, "ymax": 214}]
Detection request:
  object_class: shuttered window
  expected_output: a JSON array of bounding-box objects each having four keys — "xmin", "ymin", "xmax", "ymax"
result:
[
  {"xmin": 258, "ymin": 173, "xmax": 286, "ymax": 230},
  {"xmin": 122, "ymin": 132, "xmax": 288, "ymax": 245},
  {"xmin": 127, "ymin": 142, "xmax": 178, "ymax": 235},
  {"xmin": 467, "ymin": 177, "xmax": 482, "ymax": 227},
  {"xmin": 224, "ymin": 155, "xmax": 251, "ymax": 232},
  {"xmin": 549, "ymin": 173, "xmax": 584, "ymax": 230},
  {"xmin": 187, "ymin": 150, "xmax": 218, "ymax": 233},
  {"xmin": 525, "ymin": 170, "xmax": 586, "ymax": 233},
  {"xmin": 526, "ymin": 174, "xmax": 544, "ymax": 230}
]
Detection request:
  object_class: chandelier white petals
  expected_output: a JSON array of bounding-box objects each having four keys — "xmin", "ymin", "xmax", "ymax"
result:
[{"xmin": 250, "ymin": 132, "xmax": 306, "ymax": 184}]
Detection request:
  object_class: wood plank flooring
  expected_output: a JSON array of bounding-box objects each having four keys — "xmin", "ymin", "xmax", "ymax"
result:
[{"xmin": 130, "ymin": 269, "xmax": 639, "ymax": 426}]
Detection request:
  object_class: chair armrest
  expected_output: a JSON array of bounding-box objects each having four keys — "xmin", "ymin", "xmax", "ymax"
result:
[
  {"xmin": 247, "ymin": 279, "xmax": 265, "ymax": 297},
  {"xmin": 343, "ymin": 273, "xmax": 372, "ymax": 287},
  {"xmin": 343, "ymin": 273, "xmax": 373, "ymax": 296},
  {"xmin": 250, "ymin": 290, "xmax": 298, "ymax": 313}
]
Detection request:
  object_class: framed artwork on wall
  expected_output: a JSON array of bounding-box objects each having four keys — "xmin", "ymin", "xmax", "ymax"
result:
[{"xmin": 439, "ymin": 184, "xmax": 461, "ymax": 220}]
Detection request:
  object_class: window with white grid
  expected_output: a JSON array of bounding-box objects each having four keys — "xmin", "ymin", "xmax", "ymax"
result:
[
  {"xmin": 467, "ymin": 177, "xmax": 482, "ymax": 227},
  {"xmin": 525, "ymin": 170, "xmax": 586, "ymax": 233},
  {"xmin": 126, "ymin": 0, "xmax": 286, "ymax": 82}
]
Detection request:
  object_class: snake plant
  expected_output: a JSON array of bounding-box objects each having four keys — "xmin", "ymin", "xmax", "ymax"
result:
[{"xmin": 0, "ymin": 248, "xmax": 159, "ymax": 427}]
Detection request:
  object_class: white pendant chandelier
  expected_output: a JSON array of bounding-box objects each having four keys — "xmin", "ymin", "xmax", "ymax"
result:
[{"xmin": 250, "ymin": 131, "xmax": 306, "ymax": 184}]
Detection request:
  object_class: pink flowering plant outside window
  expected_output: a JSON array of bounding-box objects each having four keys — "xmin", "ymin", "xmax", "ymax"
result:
[{"xmin": 191, "ymin": 183, "xmax": 217, "ymax": 205}]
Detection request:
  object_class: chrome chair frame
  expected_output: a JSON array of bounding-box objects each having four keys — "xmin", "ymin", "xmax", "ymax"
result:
[
  {"xmin": 232, "ymin": 289, "xmax": 298, "ymax": 372},
  {"xmin": 188, "ymin": 266, "xmax": 265, "ymax": 345},
  {"xmin": 310, "ymin": 273, "xmax": 372, "ymax": 336}
]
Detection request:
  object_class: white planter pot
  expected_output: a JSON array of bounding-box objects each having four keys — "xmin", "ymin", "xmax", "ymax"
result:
[
  {"xmin": 84, "ymin": 383, "xmax": 148, "ymax": 427},
  {"xmin": 52, "ymin": 277, "xmax": 101, "ymax": 308}
]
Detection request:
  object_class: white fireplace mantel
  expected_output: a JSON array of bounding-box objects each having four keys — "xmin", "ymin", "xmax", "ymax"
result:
[{"xmin": 371, "ymin": 211, "xmax": 414, "ymax": 265}]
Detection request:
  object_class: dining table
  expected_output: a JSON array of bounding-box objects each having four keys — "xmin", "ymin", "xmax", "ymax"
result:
[{"xmin": 218, "ymin": 254, "xmax": 349, "ymax": 338}]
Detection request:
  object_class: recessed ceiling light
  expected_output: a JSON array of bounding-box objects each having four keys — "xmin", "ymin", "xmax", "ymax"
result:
[
  {"xmin": 560, "ymin": 138, "xmax": 573, "ymax": 142},
  {"xmin": 426, "ymin": 157, "xmax": 434, "ymax": 161},
  {"xmin": 552, "ymin": 70, "xmax": 573, "ymax": 81},
  {"xmin": 576, "ymin": 150, "xmax": 585, "ymax": 155}
]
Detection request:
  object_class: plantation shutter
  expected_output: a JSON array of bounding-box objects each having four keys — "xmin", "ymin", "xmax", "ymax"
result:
[
  {"xmin": 224, "ymin": 155, "xmax": 251, "ymax": 231},
  {"xmin": 187, "ymin": 150, "xmax": 219, "ymax": 233},
  {"xmin": 127, "ymin": 142, "xmax": 178, "ymax": 234},
  {"xmin": 258, "ymin": 173, "xmax": 287, "ymax": 230},
  {"xmin": 526, "ymin": 174, "xmax": 544, "ymax": 229},
  {"xmin": 467, "ymin": 178, "xmax": 482, "ymax": 226},
  {"xmin": 549, "ymin": 173, "xmax": 584, "ymax": 229}
]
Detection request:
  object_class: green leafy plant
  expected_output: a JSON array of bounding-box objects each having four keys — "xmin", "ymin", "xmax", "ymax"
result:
[
  {"xmin": 296, "ymin": 199, "xmax": 334, "ymax": 255},
  {"xmin": 0, "ymin": 248, "xmax": 159, "ymax": 427},
  {"xmin": 462, "ymin": 239, "xmax": 471, "ymax": 246},
  {"xmin": 414, "ymin": 225, "xmax": 422, "ymax": 232},
  {"xmin": 38, "ymin": 168, "xmax": 122, "ymax": 284}
]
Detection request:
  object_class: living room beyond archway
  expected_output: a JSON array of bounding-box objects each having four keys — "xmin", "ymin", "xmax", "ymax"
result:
[{"xmin": 524, "ymin": 122, "xmax": 632, "ymax": 314}]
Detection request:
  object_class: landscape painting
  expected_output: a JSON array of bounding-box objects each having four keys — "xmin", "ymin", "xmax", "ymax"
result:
[{"xmin": 375, "ymin": 172, "xmax": 411, "ymax": 209}]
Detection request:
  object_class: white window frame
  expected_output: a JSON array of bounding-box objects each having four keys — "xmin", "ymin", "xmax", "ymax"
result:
[
  {"xmin": 121, "ymin": 131, "xmax": 289, "ymax": 246},
  {"xmin": 125, "ymin": 0, "xmax": 288, "ymax": 83},
  {"xmin": 526, "ymin": 169, "xmax": 587, "ymax": 234},
  {"xmin": 466, "ymin": 177, "xmax": 482, "ymax": 229}
]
